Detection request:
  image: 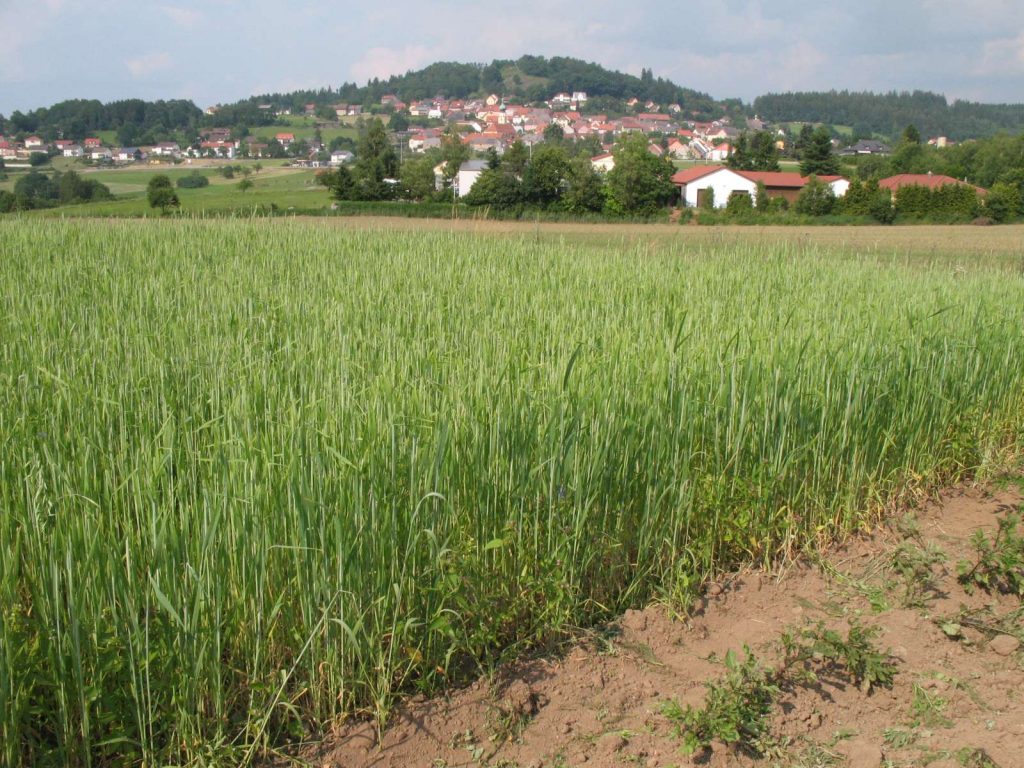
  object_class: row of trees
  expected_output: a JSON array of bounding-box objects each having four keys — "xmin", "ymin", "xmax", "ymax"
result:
[
  {"xmin": 0, "ymin": 170, "xmax": 112, "ymax": 212},
  {"xmin": 754, "ymin": 89, "xmax": 1024, "ymax": 141},
  {"xmin": 316, "ymin": 121, "xmax": 677, "ymax": 216}
]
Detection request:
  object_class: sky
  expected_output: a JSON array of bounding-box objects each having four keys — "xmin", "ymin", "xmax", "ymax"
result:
[{"xmin": 2, "ymin": 0, "xmax": 1024, "ymax": 115}]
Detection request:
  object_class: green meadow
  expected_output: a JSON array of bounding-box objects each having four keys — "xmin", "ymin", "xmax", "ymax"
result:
[{"xmin": 1, "ymin": 219, "xmax": 1022, "ymax": 765}]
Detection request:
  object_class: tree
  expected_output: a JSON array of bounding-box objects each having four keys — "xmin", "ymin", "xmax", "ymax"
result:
[
  {"xmin": 463, "ymin": 166, "xmax": 522, "ymax": 208},
  {"xmin": 799, "ymin": 127, "xmax": 839, "ymax": 176},
  {"xmin": 354, "ymin": 117, "xmax": 400, "ymax": 199},
  {"xmin": 726, "ymin": 133, "xmax": 752, "ymax": 170},
  {"xmin": 399, "ymin": 152, "xmax": 440, "ymax": 201},
  {"xmin": 503, "ymin": 140, "xmax": 529, "ymax": 176},
  {"xmin": 794, "ymin": 176, "xmax": 836, "ymax": 216},
  {"xmin": 237, "ymin": 178, "xmax": 254, "ymax": 193},
  {"xmin": 562, "ymin": 155, "xmax": 605, "ymax": 214},
  {"xmin": 319, "ymin": 165, "xmax": 355, "ymax": 201},
  {"xmin": 439, "ymin": 126, "xmax": 469, "ymax": 187},
  {"xmin": 984, "ymin": 182, "xmax": 1022, "ymax": 222},
  {"xmin": 521, "ymin": 143, "xmax": 570, "ymax": 207},
  {"xmin": 146, "ymin": 174, "xmax": 180, "ymax": 212},
  {"xmin": 389, "ymin": 112, "xmax": 409, "ymax": 132},
  {"xmin": 543, "ymin": 123, "xmax": 565, "ymax": 144},
  {"xmin": 13, "ymin": 170, "xmax": 58, "ymax": 207},
  {"xmin": 605, "ymin": 133, "xmax": 677, "ymax": 215},
  {"xmin": 749, "ymin": 131, "xmax": 780, "ymax": 171}
]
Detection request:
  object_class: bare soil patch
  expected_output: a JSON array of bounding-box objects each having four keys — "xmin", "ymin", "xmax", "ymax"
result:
[{"xmin": 289, "ymin": 479, "xmax": 1024, "ymax": 768}]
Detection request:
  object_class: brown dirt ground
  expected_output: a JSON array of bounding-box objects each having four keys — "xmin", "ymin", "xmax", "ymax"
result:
[{"xmin": 291, "ymin": 481, "xmax": 1024, "ymax": 768}]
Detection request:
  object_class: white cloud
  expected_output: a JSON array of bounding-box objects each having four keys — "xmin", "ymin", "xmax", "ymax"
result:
[
  {"xmin": 974, "ymin": 31, "xmax": 1024, "ymax": 76},
  {"xmin": 125, "ymin": 52, "xmax": 173, "ymax": 79},
  {"xmin": 349, "ymin": 45, "xmax": 435, "ymax": 84},
  {"xmin": 160, "ymin": 5, "xmax": 204, "ymax": 27}
]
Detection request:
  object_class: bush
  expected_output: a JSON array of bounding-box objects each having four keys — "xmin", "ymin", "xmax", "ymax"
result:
[
  {"xmin": 146, "ymin": 175, "xmax": 180, "ymax": 212},
  {"xmin": 984, "ymin": 182, "xmax": 1022, "ymax": 223},
  {"xmin": 176, "ymin": 172, "xmax": 210, "ymax": 189},
  {"xmin": 794, "ymin": 176, "xmax": 835, "ymax": 216}
]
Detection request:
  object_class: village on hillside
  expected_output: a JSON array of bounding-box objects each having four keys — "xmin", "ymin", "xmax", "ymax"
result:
[{"xmin": 1, "ymin": 85, "xmax": 999, "ymax": 218}]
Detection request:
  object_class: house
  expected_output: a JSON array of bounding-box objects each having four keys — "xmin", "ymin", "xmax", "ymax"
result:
[
  {"xmin": 329, "ymin": 150, "xmax": 354, "ymax": 166},
  {"xmin": 648, "ymin": 143, "xmax": 665, "ymax": 158},
  {"xmin": 116, "ymin": 147, "xmax": 143, "ymax": 162},
  {"xmin": 590, "ymin": 153, "xmax": 615, "ymax": 173},
  {"xmin": 24, "ymin": 136, "xmax": 45, "ymax": 149},
  {"xmin": 152, "ymin": 142, "xmax": 181, "ymax": 157},
  {"xmin": 706, "ymin": 143, "xmax": 734, "ymax": 162},
  {"xmin": 84, "ymin": 137, "xmax": 102, "ymax": 148},
  {"xmin": 455, "ymin": 159, "xmax": 488, "ymax": 198},
  {"xmin": 62, "ymin": 144, "xmax": 84, "ymax": 158},
  {"xmin": 667, "ymin": 139, "xmax": 697, "ymax": 160},
  {"xmin": 839, "ymin": 139, "xmax": 892, "ymax": 156},
  {"xmin": 741, "ymin": 172, "xmax": 849, "ymax": 204},
  {"xmin": 571, "ymin": 91, "xmax": 588, "ymax": 104},
  {"xmin": 672, "ymin": 166, "xmax": 756, "ymax": 208},
  {"xmin": 275, "ymin": 133, "xmax": 295, "ymax": 148},
  {"xmin": 90, "ymin": 147, "xmax": 113, "ymax": 161},
  {"xmin": 672, "ymin": 166, "xmax": 851, "ymax": 208},
  {"xmin": 878, "ymin": 174, "xmax": 985, "ymax": 195}
]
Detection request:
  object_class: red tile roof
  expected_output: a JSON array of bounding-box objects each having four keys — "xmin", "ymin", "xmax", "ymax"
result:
[
  {"xmin": 670, "ymin": 166, "xmax": 730, "ymax": 185},
  {"xmin": 879, "ymin": 174, "xmax": 985, "ymax": 193}
]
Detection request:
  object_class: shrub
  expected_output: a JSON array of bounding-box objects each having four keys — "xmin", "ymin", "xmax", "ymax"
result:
[
  {"xmin": 794, "ymin": 176, "xmax": 835, "ymax": 216},
  {"xmin": 176, "ymin": 172, "xmax": 210, "ymax": 189}
]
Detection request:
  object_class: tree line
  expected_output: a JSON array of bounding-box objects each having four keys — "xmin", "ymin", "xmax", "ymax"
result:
[
  {"xmin": 754, "ymin": 90, "xmax": 1024, "ymax": 141},
  {"xmin": 316, "ymin": 119, "xmax": 676, "ymax": 217}
]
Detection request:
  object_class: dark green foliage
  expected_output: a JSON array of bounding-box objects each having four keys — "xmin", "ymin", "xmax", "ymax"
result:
[
  {"xmin": 521, "ymin": 143, "xmax": 570, "ymax": 207},
  {"xmin": 957, "ymin": 511, "xmax": 1024, "ymax": 595},
  {"xmin": 29, "ymin": 152, "xmax": 50, "ymax": 167},
  {"xmin": 57, "ymin": 170, "xmax": 112, "ymax": 204},
  {"xmin": 984, "ymin": 182, "xmax": 1022, "ymax": 222},
  {"xmin": 398, "ymin": 152, "xmax": 442, "ymax": 201},
  {"xmin": 176, "ymin": 171, "xmax": 210, "ymax": 189},
  {"xmin": 318, "ymin": 164, "xmax": 356, "ymax": 201},
  {"xmin": 13, "ymin": 170, "xmax": 58, "ymax": 207},
  {"xmin": 729, "ymin": 132, "xmax": 780, "ymax": 172},
  {"xmin": 725, "ymin": 191, "xmax": 754, "ymax": 217},
  {"xmin": 463, "ymin": 167, "xmax": 522, "ymax": 208},
  {"xmin": 754, "ymin": 89, "xmax": 1024, "ymax": 141},
  {"xmin": 146, "ymin": 175, "xmax": 179, "ymax": 212},
  {"xmin": 794, "ymin": 176, "xmax": 836, "ymax": 216},
  {"xmin": 893, "ymin": 183, "xmax": 980, "ymax": 219},
  {"xmin": 0, "ymin": 190, "xmax": 16, "ymax": 213},
  {"xmin": 562, "ymin": 155, "xmax": 605, "ymax": 214},
  {"xmin": 605, "ymin": 133, "xmax": 677, "ymax": 215},
  {"xmin": 841, "ymin": 178, "xmax": 895, "ymax": 223},
  {"xmin": 799, "ymin": 127, "xmax": 839, "ymax": 176}
]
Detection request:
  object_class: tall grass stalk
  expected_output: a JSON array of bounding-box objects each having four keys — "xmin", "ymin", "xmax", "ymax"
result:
[{"xmin": 0, "ymin": 219, "xmax": 1022, "ymax": 765}]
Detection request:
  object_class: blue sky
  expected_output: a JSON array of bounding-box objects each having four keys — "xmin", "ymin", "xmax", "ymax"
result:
[{"xmin": 2, "ymin": 0, "xmax": 1023, "ymax": 114}]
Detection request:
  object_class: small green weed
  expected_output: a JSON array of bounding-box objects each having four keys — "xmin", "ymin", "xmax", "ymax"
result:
[
  {"xmin": 892, "ymin": 541, "xmax": 948, "ymax": 607},
  {"xmin": 662, "ymin": 646, "xmax": 781, "ymax": 756},
  {"xmin": 883, "ymin": 727, "xmax": 917, "ymax": 749},
  {"xmin": 780, "ymin": 620, "xmax": 898, "ymax": 694},
  {"xmin": 955, "ymin": 747, "xmax": 1001, "ymax": 767},
  {"xmin": 957, "ymin": 511, "xmax": 1024, "ymax": 595},
  {"xmin": 909, "ymin": 683, "xmax": 953, "ymax": 729}
]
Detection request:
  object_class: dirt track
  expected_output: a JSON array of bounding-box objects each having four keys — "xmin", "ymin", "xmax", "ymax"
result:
[{"xmin": 292, "ymin": 480, "xmax": 1024, "ymax": 768}]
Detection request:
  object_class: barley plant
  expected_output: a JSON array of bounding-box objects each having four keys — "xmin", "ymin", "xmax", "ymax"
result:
[{"xmin": 1, "ymin": 219, "xmax": 1022, "ymax": 765}]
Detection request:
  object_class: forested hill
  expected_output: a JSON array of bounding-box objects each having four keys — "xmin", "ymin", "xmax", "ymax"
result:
[
  {"xmin": 753, "ymin": 90, "xmax": 1024, "ymax": 141},
  {"xmin": 247, "ymin": 55, "xmax": 729, "ymax": 119}
]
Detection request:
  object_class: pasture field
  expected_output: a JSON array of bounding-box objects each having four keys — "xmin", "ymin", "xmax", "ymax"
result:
[{"xmin": 0, "ymin": 219, "xmax": 1022, "ymax": 765}]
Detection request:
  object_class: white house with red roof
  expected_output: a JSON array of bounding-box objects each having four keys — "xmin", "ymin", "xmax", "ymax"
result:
[
  {"xmin": 24, "ymin": 136, "xmax": 45, "ymax": 149},
  {"xmin": 672, "ymin": 166, "xmax": 850, "ymax": 208},
  {"xmin": 590, "ymin": 153, "xmax": 615, "ymax": 173}
]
